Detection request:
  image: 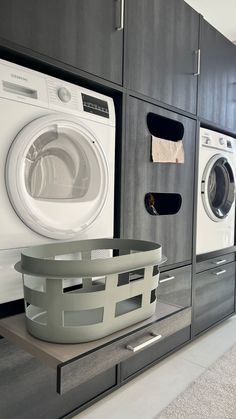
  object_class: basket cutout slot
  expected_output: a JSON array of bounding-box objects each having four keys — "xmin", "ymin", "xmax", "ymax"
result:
[
  {"xmin": 145, "ymin": 192, "xmax": 182, "ymax": 215},
  {"xmin": 150, "ymin": 289, "xmax": 157, "ymax": 304},
  {"xmin": 153, "ymin": 265, "xmax": 159, "ymax": 276},
  {"xmin": 129, "ymin": 268, "xmax": 144, "ymax": 282},
  {"xmin": 26, "ymin": 303, "xmax": 47, "ymax": 325},
  {"xmin": 24, "ymin": 276, "xmax": 46, "ymax": 292},
  {"xmin": 63, "ymin": 308, "xmax": 104, "ymax": 327},
  {"xmin": 147, "ymin": 113, "xmax": 184, "ymax": 141},
  {"xmin": 117, "ymin": 268, "xmax": 144, "ymax": 287},
  {"xmin": 115, "ymin": 295, "xmax": 142, "ymax": 317}
]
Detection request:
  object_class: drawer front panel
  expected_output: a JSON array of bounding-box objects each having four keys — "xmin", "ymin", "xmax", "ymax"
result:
[
  {"xmin": 0, "ymin": 339, "xmax": 117, "ymax": 419},
  {"xmin": 121, "ymin": 326, "xmax": 191, "ymax": 381},
  {"xmin": 59, "ymin": 307, "xmax": 191, "ymax": 394},
  {"xmin": 158, "ymin": 265, "xmax": 192, "ymax": 307},
  {"xmin": 196, "ymin": 253, "xmax": 235, "ymax": 273},
  {"xmin": 193, "ymin": 262, "xmax": 235, "ymax": 336}
]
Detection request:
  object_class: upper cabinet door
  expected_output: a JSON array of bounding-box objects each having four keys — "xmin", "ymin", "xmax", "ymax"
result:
[
  {"xmin": 0, "ymin": 0, "xmax": 123, "ymax": 84},
  {"xmin": 199, "ymin": 19, "xmax": 236, "ymax": 132},
  {"xmin": 125, "ymin": 0, "xmax": 199, "ymax": 114}
]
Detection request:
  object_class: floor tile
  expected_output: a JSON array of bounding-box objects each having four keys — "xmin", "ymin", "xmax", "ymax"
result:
[
  {"xmin": 72, "ymin": 314, "xmax": 236, "ymax": 419},
  {"xmin": 74, "ymin": 355, "xmax": 204, "ymax": 419},
  {"xmin": 177, "ymin": 315, "xmax": 236, "ymax": 368}
]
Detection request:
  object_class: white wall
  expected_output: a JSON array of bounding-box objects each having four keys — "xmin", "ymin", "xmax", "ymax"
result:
[{"xmin": 184, "ymin": 0, "xmax": 236, "ymax": 41}]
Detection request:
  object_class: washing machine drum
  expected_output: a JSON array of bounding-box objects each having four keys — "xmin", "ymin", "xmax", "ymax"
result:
[
  {"xmin": 6, "ymin": 114, "xmax": 109, "ymax": 239},
  {"xmin": 201, "ymin": 154, "xmax": 235, "ymax": 222}
]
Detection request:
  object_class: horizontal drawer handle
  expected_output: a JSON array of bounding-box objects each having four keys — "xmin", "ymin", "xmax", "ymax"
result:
[
  {"xmin": 126, "ymin": 333, "xmax": 162, "ymax": 353},
  {"xmin": 159, "ymin": 276, "xmax": 175, "ymax": 283},
  {"xmin": 214, "ymin": 259, "xmax": 227, "ymax": 265},
  {"xmin": 215, "ymin": 269, "xmax": 226, "ymax": 276}
]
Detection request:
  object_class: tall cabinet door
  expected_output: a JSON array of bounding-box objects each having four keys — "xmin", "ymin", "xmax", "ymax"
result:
[
  {"xmin": 0, "ymin": 0, "xmax": 123, "ymax": 84},
  {"xmin": 125, "ymin": 0, "xmax": 199, "ymax": 114},
  {"xmin": 199, "ymin": 19, "xmax": 236, "ymax": 131},
  {"xmin": 121, "ymin": 97, "xmax": 196, "ymax": 267}
]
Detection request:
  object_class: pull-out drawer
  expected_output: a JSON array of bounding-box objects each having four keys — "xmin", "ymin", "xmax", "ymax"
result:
[
  {"xmin": 0, "ymin": 339, "xmax": 117, "ymax": 419},
  {"xmin": 0, "ymin": 303, "xmax": 191, "ymax": 395},
  {"xmin": 196, "ymin": 253, "xmax": 235, "ymax": 273},
  {"xmin": 158, "ymin": 265, "xmax": 192, "ymax": 308},
  {"xmin": 193, "ymin": 262, "xmax": 235, "ymax": 336},
  {"xmin": 121, "ymin": 326, "xmax": 191, "ymax": 381}
]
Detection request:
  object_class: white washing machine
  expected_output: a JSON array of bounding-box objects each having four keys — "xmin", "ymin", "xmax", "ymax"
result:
[
  {"xmin": 196, "ymin": 127, "xmax": 236, "ymax": 255},
  {"xmin": 0, "ymin": 59, "xmax": 115, "ymax": 303}
]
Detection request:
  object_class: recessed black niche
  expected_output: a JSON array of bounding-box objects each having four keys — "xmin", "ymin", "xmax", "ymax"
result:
[
  {"xmin": 144, "ymin": 193, "xmax": 182, "ymax": 216},
  {"xmin": 147, "ymin": 113, "xmax": 184, "ymax": 141}
]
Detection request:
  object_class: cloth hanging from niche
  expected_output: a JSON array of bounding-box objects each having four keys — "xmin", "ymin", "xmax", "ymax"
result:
[{"xmin": 151, "ymin": 135, "xmax": 185, "ymax": 163}]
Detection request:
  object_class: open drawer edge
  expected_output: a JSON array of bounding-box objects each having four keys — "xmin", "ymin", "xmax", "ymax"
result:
[{"xmin": 0, "ymin": 305, "xmax": 191, "ymax": 394}]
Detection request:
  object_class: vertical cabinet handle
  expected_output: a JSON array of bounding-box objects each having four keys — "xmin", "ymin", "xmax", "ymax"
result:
[
  {"xmin": 193, "ymin": 49, "xmax": 201, "ymax": 76},
  {"xmin": 115, "ymin": 0, "xmax": 124, "ymax": 31}
]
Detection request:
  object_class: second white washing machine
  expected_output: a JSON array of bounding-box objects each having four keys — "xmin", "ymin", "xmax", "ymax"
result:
[
  {"xmin": 196, "ymin": 127, "xmax": 236, "ymax": 255},
  {"xmin": 0, "ymin": 59, "xmax": 115, "ymax": 303}
]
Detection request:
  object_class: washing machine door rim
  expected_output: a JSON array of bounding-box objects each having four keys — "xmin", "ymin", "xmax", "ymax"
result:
[
  {"xmin": 201, "ymin": 153, "xmax": 235, "ymax": 222},
  {"xmin": 5, "ymin": 114, "xmax": 109, "ymax": 239}
]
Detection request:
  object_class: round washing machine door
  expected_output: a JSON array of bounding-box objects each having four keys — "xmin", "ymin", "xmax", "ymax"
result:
[
  {"xmin": 6, "ymin": 114, "xmax": 109, "ymax": 239},
  {"xmin": 201, "ymin": 154, "xmax": 235, "ymax": 222}
]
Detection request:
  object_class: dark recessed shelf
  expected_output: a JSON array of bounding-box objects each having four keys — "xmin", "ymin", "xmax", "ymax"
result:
[
  {"xmin": 145, "ymin": 193, "xmax": 182, "ymax": 216},
  {"xmin": 147, "ymin": 113, "xmax": 184, "ymax": 142}
]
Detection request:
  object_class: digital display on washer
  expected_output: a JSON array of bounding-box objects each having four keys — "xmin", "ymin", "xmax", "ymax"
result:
[{"xmin": 82, "ymin": 93, "xmax": 109, "ymax": 118}]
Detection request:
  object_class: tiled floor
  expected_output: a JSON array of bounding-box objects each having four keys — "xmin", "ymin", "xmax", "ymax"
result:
[{"xmin": 73, "ymin": 314, "xmax": 236, "ymax": 419}]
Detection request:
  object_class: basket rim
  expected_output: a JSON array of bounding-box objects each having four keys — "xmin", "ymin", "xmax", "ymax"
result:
[{"xmin": 15, "ymin": 238, "xmax": 164, "ymax": 278}]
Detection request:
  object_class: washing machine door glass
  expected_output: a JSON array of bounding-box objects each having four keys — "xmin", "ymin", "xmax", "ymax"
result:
[
  {"xmin": 6, "ymin": 115, "xmax": 109, "ymax": 239},
  {"xmin": 202, "ymin": 155, "xmax": 235, "ymax": 221}
]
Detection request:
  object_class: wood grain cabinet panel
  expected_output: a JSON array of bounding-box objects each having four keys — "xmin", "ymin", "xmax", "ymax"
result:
[
  {"xmin": 126, "ymin": 0, "xmax": 199, "ymax": 113},
  {"xmin": 199, "ymin": 19, "xmax": 236, "ymax": 131},
  {"xmin": 121, "ymin": 97, "xmax": 196, "ymax": 266},
  {"xmin": 120, "ymin": 326, "xmax": 191, "ymax": 381},
  {"xmin": 0, "ymin": 0, "xmax": 123, "ymax": 84},
  {"xmin": 158, "ymin": 265, "xmax": 192, "ymax": 308},
  {"xmin": 0, "ymin": 339, "xmax": 117, "ymax": 419},
  {"xmin": 193, "ymin": 262, "xmax": 235, "ymax": 336}
]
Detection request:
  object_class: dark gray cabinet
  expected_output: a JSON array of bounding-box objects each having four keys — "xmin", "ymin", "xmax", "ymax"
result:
[
  {"xmin": 0, "ymin": 0, "xmax": 123, "ymax": 84},
  {"xmin": 126, "ymin": 0, "xmax": 199, "ymax": 113},
  {"xmin": 121, "ymin": 327, "xmax": 190, "ymax": 381},
  {"xmin": 199, "ymin": 19, "xmax": 236, "ymax": 131},
  {"xmin": 121, "ymin": 96, "xmax": 196, "ymax": 266},
  {"xmin": 0, "ymin": 339, "xmax": 117, "ymax": 419},
  {"xmin": 158, "ymin": 265, "xmax": 192, "ymax": 308},
  {"xmin": 193, "ymin": 261, "xmax": 235, "ymax": 336}
]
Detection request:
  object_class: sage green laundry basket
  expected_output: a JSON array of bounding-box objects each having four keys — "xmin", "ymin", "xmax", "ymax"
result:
[{"xmin": 15, "ymin": 239, "xmax": 165, "ymax": 343}]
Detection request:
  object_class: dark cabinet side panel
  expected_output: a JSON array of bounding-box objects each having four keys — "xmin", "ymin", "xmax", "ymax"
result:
[
  {"xmin": 193, "ymin": 262, "xmax": 235, "ymax": 336},
  {"xmin": 0, "ymin": 0, "xmax": 123, "ymax": 84},
  {"xmin": 121, "ymin": 97, "xmax": 196, "ymax": 266},
  {"xmin": 199, "ymin": 20, "xmax": 236, "ymax": 131},
  {"xmin": 0, "ymin": 339, "xmax": 117, "ymax": 419},
  {"xmin": 126, "ymin": 0, "xmax": 199, "ymax": 113}
]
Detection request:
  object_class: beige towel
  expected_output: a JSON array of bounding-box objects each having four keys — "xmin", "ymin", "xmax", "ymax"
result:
[{"xmin": 151, "ymin": 136, "xmax": 185, "ymax": 163}]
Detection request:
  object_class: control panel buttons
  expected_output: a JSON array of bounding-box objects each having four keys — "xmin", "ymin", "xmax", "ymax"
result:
[
  {"xmin": 203, "ymin": 136, "xmax": 211, "ymax": 145},
  {"xmin": 57, "ymin": 87, "xmax": 71, "ymax": 103},
  {"xmin": 219, "ymin": 137, "xmax": 225, "ymax": 145}
]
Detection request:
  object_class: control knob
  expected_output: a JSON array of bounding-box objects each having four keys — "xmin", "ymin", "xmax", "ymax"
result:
[
  {"xmin": 219, "ymin": 137, "xmax": 225, "ymax": 145},
  {"xmin": 57, "ymin": 87, "xmax": 71, "ymax": 103}
]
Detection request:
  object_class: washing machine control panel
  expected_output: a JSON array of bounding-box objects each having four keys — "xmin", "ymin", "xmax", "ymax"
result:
[
  {"xmin": 57, "ymin": 87, "xmax": 71, "ymax": 103},
  {"xmin": 201, "ymin": 129, "xmax": 235, "ymax": 153}
]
